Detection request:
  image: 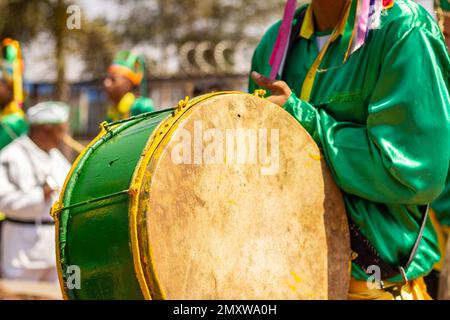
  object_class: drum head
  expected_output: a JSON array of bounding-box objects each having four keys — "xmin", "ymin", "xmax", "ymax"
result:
[{"xmin": 134, "ymin": 93, "xmax": 350, "ymax": 300}]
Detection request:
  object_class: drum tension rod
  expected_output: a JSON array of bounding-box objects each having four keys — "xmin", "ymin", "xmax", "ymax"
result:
[{"xmin": 52, "ymin": 189, "xmax": 131, "ymax": 215}]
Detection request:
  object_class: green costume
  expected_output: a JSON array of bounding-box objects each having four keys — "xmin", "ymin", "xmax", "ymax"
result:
[
  {"xmin": 106, "ymin": 51, "xmax": 155, "ymax": 122},
  {"xmin": 437, "ymin": 0, "xmax": 450, "ymax": 12},
  {"xmin": 249, "ymin": 0, "xmax": 450, "ymax": 282}
]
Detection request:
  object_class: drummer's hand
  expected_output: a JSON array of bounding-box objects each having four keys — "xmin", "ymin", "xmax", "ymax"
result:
[{"xmin": 251, "ymin": 71, "xmax": 292, "ymax": 107}]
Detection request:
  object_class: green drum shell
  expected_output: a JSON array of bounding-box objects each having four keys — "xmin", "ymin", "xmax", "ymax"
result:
[{"xmin": 54, "ymin": 110, "xmax": 172, "ymax": 300}]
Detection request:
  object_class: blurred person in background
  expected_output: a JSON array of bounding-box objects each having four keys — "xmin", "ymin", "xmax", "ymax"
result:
[
  {"xmin": 413, "ymin": 0, "xmax": 450, "ymax": 300},
  {"xmin": 0, "ymin": 102, "xmax": 71, "ymax": 282},
  {"xmin": 104, "ymin": 51, "xmax": 155, "ymax": 123}
]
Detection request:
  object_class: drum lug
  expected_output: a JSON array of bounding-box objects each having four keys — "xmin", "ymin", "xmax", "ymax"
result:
[
  {"xmin": 176, "ymin": 96, "xmax": 190, "ymax": 112},
  {"xmin": 253, "ymin": 89, "xmax": 267, "ymax": 99}
]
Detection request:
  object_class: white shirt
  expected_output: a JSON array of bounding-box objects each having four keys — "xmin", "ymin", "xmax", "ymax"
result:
[{"xmin": 0, "ymin": 135, "xmax": 71, "ymax": 272}]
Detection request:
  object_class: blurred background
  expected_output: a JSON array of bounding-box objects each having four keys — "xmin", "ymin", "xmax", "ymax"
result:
[{"xmin": 0, "ymin": 0, "xmax": 308, "ymax": 142}]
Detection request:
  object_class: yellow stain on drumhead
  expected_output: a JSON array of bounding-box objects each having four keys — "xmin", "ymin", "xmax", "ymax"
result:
[{"xmin": 309, "ymin": 153, "xmax": 323, "ymax": 161}]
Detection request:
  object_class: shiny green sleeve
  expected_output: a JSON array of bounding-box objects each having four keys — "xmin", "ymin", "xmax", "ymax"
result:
[{"xmin": 283, "ymin": 27, "xmax": 450, "ymax": 205}]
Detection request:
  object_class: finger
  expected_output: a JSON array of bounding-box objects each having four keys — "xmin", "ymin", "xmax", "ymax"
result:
[{"xmin": 251, "ymin": 71, "xmax": 278, "ymax": 91}]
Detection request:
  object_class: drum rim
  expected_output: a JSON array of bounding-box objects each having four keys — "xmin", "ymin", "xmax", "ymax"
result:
[{"xmin": 129, "ymin": 91, "xmax": 254, "ymax": 300}]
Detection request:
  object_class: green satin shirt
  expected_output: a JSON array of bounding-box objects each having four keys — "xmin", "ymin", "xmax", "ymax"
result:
[{"xmin": 249, "ymin": 1, "xmax": 450, "ymax": 282}]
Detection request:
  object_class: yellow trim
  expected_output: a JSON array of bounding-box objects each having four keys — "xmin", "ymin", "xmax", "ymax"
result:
[
  {"xmin": 51, "ymin": 122, "xmax": 110, "ymax": 300},
  {"xmin": 117, "ymin": 92, "xmax": 136, "ymax": 114},
  {"xmin": 1, "ymin": 39, "xmax": 24, "ymax": 105},
  {"xmin": 299, "ymin": 5, "xmax": 315, "ymax": 39},
  {"xmin": 128, "ymin": 91, "xmax": 244, "ymax": 300},
  {"xmin": 384, "ymin": 0, "xmax": 395, "ymax": 10},
  {"xmin": 300, "ymin": 0, "xmax": 351, "ymax": 101}
]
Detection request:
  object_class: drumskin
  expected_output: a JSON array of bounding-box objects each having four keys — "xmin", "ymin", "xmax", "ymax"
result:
[{"xmin": 249, "ymin": 0, "xmax": 450, "ymax": 283}]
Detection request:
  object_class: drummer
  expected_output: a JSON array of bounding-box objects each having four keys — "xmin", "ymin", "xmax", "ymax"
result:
[
  {"xmin": 249, "ymin": 0, "xmax": 450, "ymax": 300},
  {"xmin": 104, "ymin": 50, "xmax": 155, "ymax": 123},
  {"xmin": 0, "ymin": 102, "xmax": 71, "ymax": 282},
  {"xmin": 0, "ymin": 39, "xmax": 28, "ymax": 150}
]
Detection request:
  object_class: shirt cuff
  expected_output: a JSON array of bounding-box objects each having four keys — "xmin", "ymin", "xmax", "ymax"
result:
[{"xmin": 282, "ymin": 92, "xmax": 318, "ymax": 138}]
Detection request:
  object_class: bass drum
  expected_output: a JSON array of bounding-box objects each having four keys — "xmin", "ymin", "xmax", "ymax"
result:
[{"xmin": 52, "ymin": 92, "xmax": 351, "ymax": 300}]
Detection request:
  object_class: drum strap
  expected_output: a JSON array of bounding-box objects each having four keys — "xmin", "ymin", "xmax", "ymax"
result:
[{"xmin": 348, "ymin": 205, "xmax": 430, "ymax": 282}]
